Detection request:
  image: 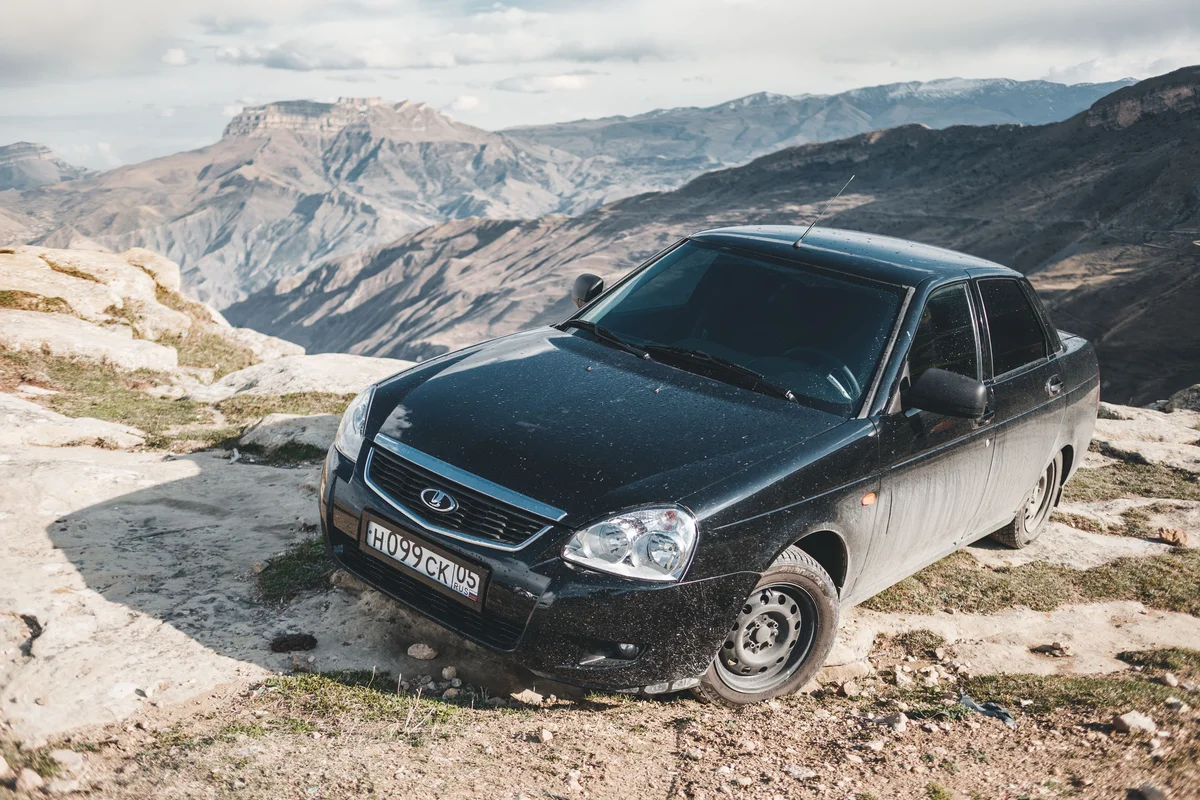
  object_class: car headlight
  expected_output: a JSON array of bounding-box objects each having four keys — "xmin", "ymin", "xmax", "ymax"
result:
[
  {"xmin": 334, "ymin": 387, "xmax": 374, "ymax": 462},
  {"xmin": 562, "ymin": 507, "xmax": 697, "ymax": 582}
]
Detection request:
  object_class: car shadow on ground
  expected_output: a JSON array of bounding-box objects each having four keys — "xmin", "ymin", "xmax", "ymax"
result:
[{"xmin": 35, "ymin": 449, "xmax": 582, "ymax": 734}]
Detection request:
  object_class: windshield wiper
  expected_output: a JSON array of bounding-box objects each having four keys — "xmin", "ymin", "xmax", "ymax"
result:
[
  {"xmin": 559, "ymin": 319, "xmax": 650, "ymax": 359},
  {"xmin": 642, "ymin": 344, "xmax": 797, "ymax": 403}
]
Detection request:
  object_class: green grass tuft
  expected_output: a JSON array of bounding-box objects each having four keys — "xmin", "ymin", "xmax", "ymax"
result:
[
  {"xmin": 239, "ymin": 441, "xmax": 329, "ymax": 465},
  {"xmin": 926, "ymin": 782, "xmax": 953, "ymax": 800},
  {"xmin": 256, "ymin": 537, "xmax": 335, "ymax": 604},
  {"xmin": 960, "ymin": 673, "xmax": 1177, "ymax": 714},
  {"xmin": 263, "ymin": 671, "xmax": 460, "ymax": 726},
  {"xmin": 1117, "ymin": 647, "xmax": 1200, "ymax": 678}
]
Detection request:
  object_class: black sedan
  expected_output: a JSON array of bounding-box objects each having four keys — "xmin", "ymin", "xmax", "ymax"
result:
[{"xmin": 318, "ymin": 225, "xmax": 1100, "ymax": 705}]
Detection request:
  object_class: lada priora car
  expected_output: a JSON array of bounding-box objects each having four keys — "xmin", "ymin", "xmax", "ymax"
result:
[{"xmin": 318, "ymin": 226, "xmax": 1100, "ymax": 705}]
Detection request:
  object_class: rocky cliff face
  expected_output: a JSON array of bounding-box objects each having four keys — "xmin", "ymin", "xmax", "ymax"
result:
[
  {"xmin": 0, "ymin": 142, "xmax": 92, "ymax": 191},
  {"xmin": 226, "ymin": 67, "xmax": 1200, "ymax": 406},
  {"xmin": 0, "ymin": 103, "xmax": 596, "ymax": 309}
]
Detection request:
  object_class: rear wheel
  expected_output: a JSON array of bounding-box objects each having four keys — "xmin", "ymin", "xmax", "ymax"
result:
[
  {"xmin": 694, "ymin": 547, "xmax": 838, "ymax": 706},
  {"xmin": 990, "ymin": 452, "xmax": 1062, "ymax": 549}
]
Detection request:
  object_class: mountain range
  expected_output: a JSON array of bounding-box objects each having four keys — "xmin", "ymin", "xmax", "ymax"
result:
[
  {"xmin": 224, "ymin": 67, "xmax": 1200, "ymax": 406},
  {"xmin": 0, "ymin": 77, "xmax": 1131, "ymax": 308},
  {"xmin": 0, "ymin": 142, "xmax": 92, "ymax": 191}
]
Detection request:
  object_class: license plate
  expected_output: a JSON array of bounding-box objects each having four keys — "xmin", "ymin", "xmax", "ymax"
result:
[{"xmin": 359, "ymin": 513, "xmax": 488, "ymax": 611}]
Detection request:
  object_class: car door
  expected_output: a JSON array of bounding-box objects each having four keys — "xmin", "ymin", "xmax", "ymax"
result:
[
  {"xmin": 865, "ymin": 281, "xmax": 995, "ymax": 586},
  {"xmin": 972, "ymin": 277, "xmax": 1067, "ymax": 534}
]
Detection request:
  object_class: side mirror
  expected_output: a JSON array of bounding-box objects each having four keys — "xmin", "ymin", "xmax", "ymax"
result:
[
  {"xmin": 572, "ymin": 273, "xmax": 604, "ymax": 308},
  {"xmin": 904, "ymin": 367, "xmax": 987, "ymax": 418}
]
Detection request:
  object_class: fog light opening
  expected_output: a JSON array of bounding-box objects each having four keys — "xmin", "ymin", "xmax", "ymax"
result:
[{"xmin": 577, "ymin": 641, "xmax": 643, "ymax": 666}]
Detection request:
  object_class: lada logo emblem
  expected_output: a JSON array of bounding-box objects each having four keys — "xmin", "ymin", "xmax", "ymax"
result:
[{"xmin": 420, "ymin": 488, "xmax": 458, "ymax": 513}]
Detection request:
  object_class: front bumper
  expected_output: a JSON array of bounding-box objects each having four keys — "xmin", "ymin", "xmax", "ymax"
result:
[{"xmin": 320, "ymin": 446, "xmax": 758, "ymax": 691}]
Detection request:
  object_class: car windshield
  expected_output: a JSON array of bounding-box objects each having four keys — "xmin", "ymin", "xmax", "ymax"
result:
[{"xmin": 574, "ymin": 239, "xmax": 905, "ymax": 416}]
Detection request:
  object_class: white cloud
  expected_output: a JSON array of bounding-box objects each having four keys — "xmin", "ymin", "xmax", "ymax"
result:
[
  {"xmin": 495, "ymin": 72, "xmax": 594, "ymax": 93},
  {"xmin": 161, "ymin": 48, "xmax": 190, "ymax": 66},
  {"xmin": 222, "ymin": 104, "xmax": 246, "ymax": 117},
  {"xmin": 448, "ymin": 95, "xmax": 480, "ymax": 111}
]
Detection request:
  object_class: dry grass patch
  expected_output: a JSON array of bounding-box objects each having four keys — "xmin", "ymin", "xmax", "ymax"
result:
[
  {"xmin": 216, "ymin": 392, "xmax": 354, "ymax": 425},
  {"xmin": 0, "ymin": 347, "xmax": 206, "ymax": 436},
  {"xmin": 0, "ymin": 289, "xmax": 74, "ymax": 315},
  {"xmin": 863, "ymin": 548, "xmax": 1200, "ymax": 616},
  {"xmin": 40, "ymin": 254, "xmax": 101, "ymax": 283},
  {"xmin": 160, "ymin": 331, "xmax": 257, "ymax": 379},
  {"xmin": 1063, "ymin": 462, "xmax": 1200, "ymax": 503}
]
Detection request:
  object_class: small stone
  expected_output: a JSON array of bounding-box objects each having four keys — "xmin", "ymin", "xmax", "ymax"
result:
[
  {"xmin": 441, "ymin": 666, "xmax": 458, "ymax": 681},
  {"xmin": 407, "ymin": 643, "xmax": 437, "ymax": 660},
  {"xmin": 843, "ymin": 753, "xmax": 864, "ymax": 764},
  {"xmin": 49, "ymin": 749, "xmax": 84, "ymax": 774},
  {"xmin": 567, "ymin": 769, "xmax": 583, "ymax": 793},
  {"xmin": 1162, "ymin": 672, "xmax": 1179, "ymax": 688},
  {"xmin": 44, "ymin": 778, "xmax": 81, "ymax": 795},
  {"xmin": 734, "ymin": 777, "xmax": 754, "ymax": 787},
  {"xmin": 878, "ymin": 711, "xmax": 908, "ymax": 733},
  {"xmin": 15, "ymin": 768, "xmax": 45, "ymax": 792},
  {"xmin": 0, "ymin": 756, "xmax": 12, "ymax": 781},
  {"xmin": 1113, "ymin": 711, "xmax": 1157, "ymax": 734},
  {"xmin": 511, "ymin": 689, "xmax": 544, "ymax": 707},
  {"xmin": 290, "ymin": 653, "xmax": 314, "ymax": 673},
  {"xmin": 893, "ymin": 669, "xmax": 914, "ymax": 686},
  {"xmin": 683, "ymin": 747, "xmax": 704, "ymax": 760},
  {"xmin": 450, "ymin": 677, "xmax": 462, "ymax": 688},
  {"xmin": 715, "ymin": 765, "xmax": 733, "ymax": 775},
  {"xmin": 933, "ymin": 647, "xmax": 946, "ymax": 661},
  {"xmin": 537, "ymin": 728, "xmax": 554, "ymax": 744},
  {"xmin": 34, "ymin": 696, "xmax": 46, "ymax": 706},
  {"xmin": 862, "ymin": 740, "xmax": 885, "ymax": 752},
  {"xmin": 921, "ymin": 722, "xmax": 939, "ymax": 733},
  {"xmin": 1136, "ymin": 783, "xmax": 1168, "ymax": 800},
  {"xmin": 442, "ymin": 688, "xmax": 460, "ymax": 700},
  {"xmin": 738, "ymin": 739, "xmax": 759, "ymax": 753},
  {"xmin": 783, "ymin": 764, "xmax": 817, "ymax": 780},
  {"xmin": 839, "ymin": 680, "xmax": 862, "ymax": 698},
  {"xmin": 1165, "ymin": 697, "xmax": 1188, "ymax": 711},
  {"xmin": 250, "ymin": 561, "xmax": 265, "ymax": 575},
  {"xmin": 1019, "ymin": 699, "xmax": 1034, "ymax": 708}
]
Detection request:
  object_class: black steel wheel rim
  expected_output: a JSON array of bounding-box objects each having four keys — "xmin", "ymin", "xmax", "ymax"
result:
[{"xmin": 715, "ymin": 582, "xmax": 819, "ymax": 693}]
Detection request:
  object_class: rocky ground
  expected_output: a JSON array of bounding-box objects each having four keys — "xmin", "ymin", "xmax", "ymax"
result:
[{"xmin": 1, "ymin": 247, "xmax": 1199, "ymax": 799}]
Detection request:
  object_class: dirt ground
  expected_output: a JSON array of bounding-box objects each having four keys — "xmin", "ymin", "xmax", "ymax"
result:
[{"xmin": 3, "ymin": 401, "xmax": 1200, "ymax": 799}]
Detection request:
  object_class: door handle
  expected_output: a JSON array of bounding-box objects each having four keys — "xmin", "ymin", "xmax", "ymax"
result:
[{"xmin": 1046, "ymin": 374, "xmax": 1064, "ymax": 397}]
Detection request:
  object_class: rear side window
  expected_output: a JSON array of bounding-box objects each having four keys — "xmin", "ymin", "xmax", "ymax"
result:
[
  {"xmin": 909, "ymin": 283, "xmax": 979, "ymax": 382},
  {"xmin": 979, "ymin": 279, "xmax": 1047, "ymax": 376}
]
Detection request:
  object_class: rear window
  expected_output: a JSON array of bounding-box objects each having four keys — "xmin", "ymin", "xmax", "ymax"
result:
[{"xmin": 979, "ymin": 279, "xmax": 1047, "ymax": 376}]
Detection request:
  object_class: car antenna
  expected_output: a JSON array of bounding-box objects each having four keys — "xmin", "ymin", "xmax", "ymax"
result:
[{"xmin": 793, "ymin": 174, "xmax": 855, "ymax": 248}]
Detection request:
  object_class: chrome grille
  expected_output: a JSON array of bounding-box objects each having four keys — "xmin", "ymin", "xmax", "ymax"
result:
[{"xmin": 365, "ymin": 444, "xmax": 554, "ymax": 548}]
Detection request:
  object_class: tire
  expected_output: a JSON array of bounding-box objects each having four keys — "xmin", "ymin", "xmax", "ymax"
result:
[
  {"xmin": 693, "ymin": 546, "xmax": 839, "ymax": 706},
  {"xmin": 990, "ymin": 451, "xmax": 1063, "ymax": 549}
]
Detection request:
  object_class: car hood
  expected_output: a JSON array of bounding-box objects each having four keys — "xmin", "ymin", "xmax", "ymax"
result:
[{"xmin": 368, "ymin": 327, "xmax": 845, "ymax": 524}]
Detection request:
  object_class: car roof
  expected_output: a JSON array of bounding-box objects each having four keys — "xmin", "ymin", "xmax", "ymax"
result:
[{"xmin": 690, "ymin": 225, "xmax": 1021, "ymax": 287}]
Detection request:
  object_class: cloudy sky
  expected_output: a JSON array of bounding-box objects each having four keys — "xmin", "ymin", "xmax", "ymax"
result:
[{"xmin": 1, "ymin": 0, "xmax": 1196, "ymax": 169}]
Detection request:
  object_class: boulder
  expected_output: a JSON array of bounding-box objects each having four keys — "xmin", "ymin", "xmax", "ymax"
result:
[
  {"xmin": 121, "ymin": 247, "xmax": 182, "ymax": 292},
  {"xmin": 0, "ymin": 394, "xmax": 146, "ymax": 449},
  {"xmin": 0, "ymin": 310, "xmax": 177, "ymax": 372},
  {"xmin": 239, "ymin": 413, "xmax": 339, "ymax": 453},
  {"xmin": 1165, "ymin": 384, "xmax": 1200, "ymax": 413},
  {"xmin": 187, "ymin": 353, "xmax": 413, "ymax": 403},
  {"xmin": 1092, "ymin": 402, "xmax": 1200, "ymax": 474}
]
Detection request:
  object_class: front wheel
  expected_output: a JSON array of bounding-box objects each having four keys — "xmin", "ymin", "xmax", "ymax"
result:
[
  {"xmin": 694, "ymin": 547, "xmax": 839, "ymax": 706},
  {"xmin": 990, "ymin": 451, "xmax": 1062, "ymax": 549}
]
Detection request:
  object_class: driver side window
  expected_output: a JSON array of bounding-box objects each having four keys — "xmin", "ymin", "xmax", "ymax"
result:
[{"xmin": 909, "ymin": 284, "xmax": 980, "ymax": 383}]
